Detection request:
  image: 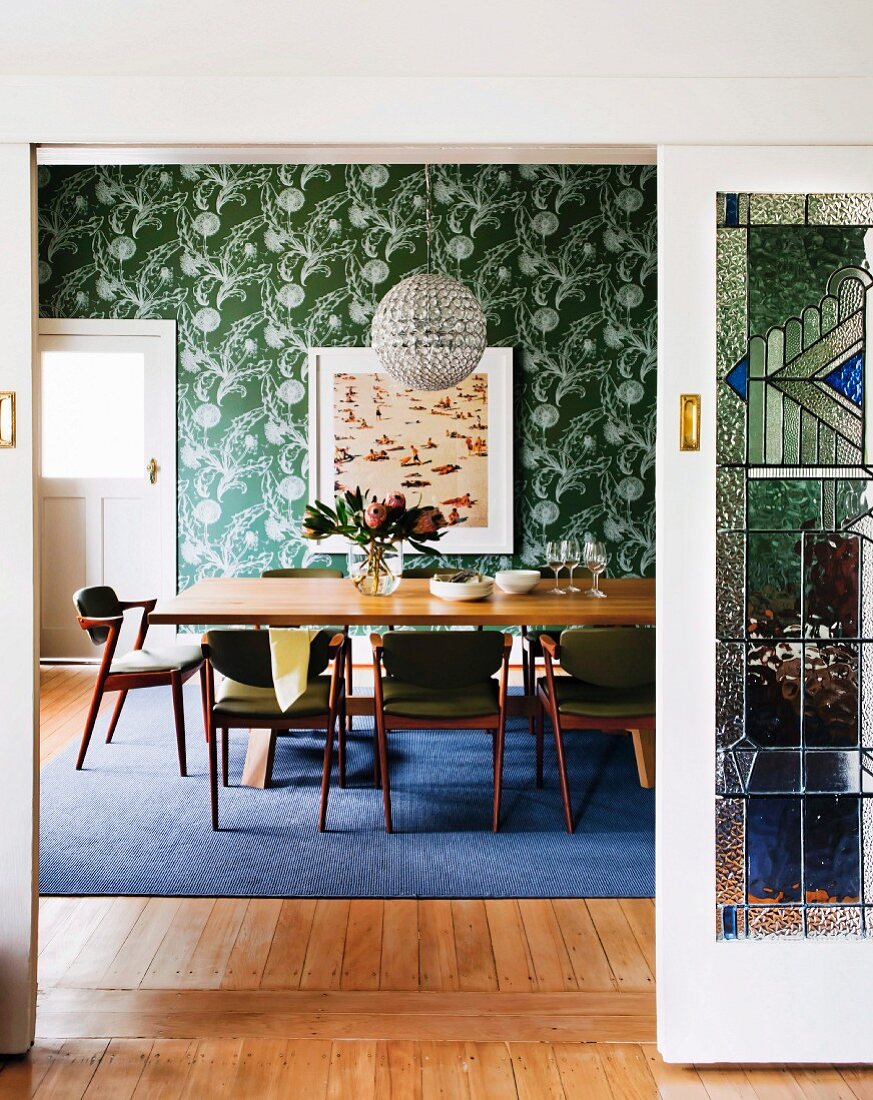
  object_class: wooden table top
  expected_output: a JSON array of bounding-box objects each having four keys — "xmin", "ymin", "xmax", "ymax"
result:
[{"xmin": 151, "ymin": 577, "xmax": 655, "ymax": 627}]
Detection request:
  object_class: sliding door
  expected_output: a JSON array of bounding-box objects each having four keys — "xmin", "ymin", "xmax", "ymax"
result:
[{"xmin": 658, "ymin": 146, "xmax": 873, "ymax": 1063}]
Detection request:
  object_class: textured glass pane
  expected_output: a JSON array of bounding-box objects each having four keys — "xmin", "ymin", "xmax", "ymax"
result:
[
  {"xmin": 863, "ymin": 799, "xmax": 873, "ymax": 901},
  {"xmin": 716, "ymin": 468, "xmax": 744, "ymax": 531},
  {"xmin": 716, "ymin": 531, "xmax": 745, "ymax": 639},
  {"xmin": 837, "ymin": 480, "xmax": 871, "ymax": 526},
  {"xmin": 782, "ymin": 397, "xmax": 801, "ymax": 464},
  {"xmin": 804, "ymin": 533, "xmax": 860, "ymax": 638},
  {"xmin": 806, "ymin": 906, "xmax": 863, "ymax": 936},
  {"xmin": 805, "ymin": 643, "xmax": 859, "ymax": 747},
  {"xmin": 770, "ymin": 311, "xmax": 862, "ymax": 379},
  {"xmin": 748, "ymin": 380, "xmax": 766, "ymax": 464},
  {"xmin": 717, "ymin": 904, "xmax": 747, "ymax": 940},
  {"xmin": 808, "ymin": 194, "xmax": 873, "ymax": 225},
  {"xmin": 747, "ymin": 532, "xmax": 801, "ymax": 638},
  {"xmin": 717, "ymin": 751, "xmax": 744, "ymax": 795},
  {"xmin": 747, "ymin": 642, "xmax": 801, "ymax": 747},
  {"xmin": 749, "ymin": 193, "xmax": 806, "ymax": 225},
  {"xmin": 747, "ymin": 796, "xmax": 802, "ymax": 904},
  {"xmin": 771, "ymin": 381, "xmax": 863, "ymax": 452},
  {"xmin": 717, "ymin": 383, "xmax": 745, "ymax": 466},
  {"xmin": 716, "ymin": 642, "xmax": 744, "ymax": 750},
  {"xmin": 765, "ymin": 387, "xmax": 784, "ymax": 464},
  {"xmin": 745, "ymin": 750, "xmax": 802, "ymax": 793},
  {"xmin": 804, "ymin": 795, "xmax": 860, "ymax": 903},
  {"xmin": 715, "ymin": 798, "xmax": 745, "ymax": 905},
  {"xmin": 747, "ymin": 907, "xmax": 803, "ymax": 938},
  {"xmin": 805, "ymin": 751, "xmax": 861, "ymax": 793},
  {"xmin": 716, "ymin": 228, "xmax": 747, "ymax": 374},
  {"xmin": 747, "ymin": 479, "xmax": 820, "ymax": 531}
]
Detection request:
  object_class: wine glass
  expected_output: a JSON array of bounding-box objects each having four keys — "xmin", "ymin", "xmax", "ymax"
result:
[
  {"xmin": 563, "ymin": 537, "xmax": 581, "ymax": 592},
  {"xmin": 584, "ymin": 540, "xmax": 608, "ymax": 598},
  {"xmin": 546, "ymin": 539, "xmax": 565, "ymax": 595}
]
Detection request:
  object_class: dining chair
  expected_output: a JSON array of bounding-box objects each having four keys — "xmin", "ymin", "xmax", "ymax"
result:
[
  {"xmin": 370, "ymin": 630, "xmax": 512, "ymax": 833},
  {"xmin": 260, "ymin": 567, "xmax": 353, "ymax": 727},
  {"xmin": 536, "ymin": 627, "xmax": 655, "ymax": 833},
  {"xmin": 519, "ymin": 568, "xmax": 564, "ymax": 732},
  {"xmin": 201, "ymin": 628, "xmax": 347, "ymax": 830},
  {"xmin": 71, "ymin": 586, "xmax": 206, "ymax": 773}
]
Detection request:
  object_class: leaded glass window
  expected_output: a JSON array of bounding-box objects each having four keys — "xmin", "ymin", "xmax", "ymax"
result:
[{"xmin": 716, "ymin": 192, "xmax": 873, "ymax": 940}]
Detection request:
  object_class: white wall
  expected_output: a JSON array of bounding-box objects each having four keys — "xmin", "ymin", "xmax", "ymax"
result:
[
  {"xmin": 0, "ymin": 144, "xmax": 37, "ymax": 1055},
  {"xmin": 657, "ymin": 144, "xmax": 873, "ymax": 1063},
  {"xmin": 1, "ymin": 77, "xmax": 873, "ymax": 146},
  {"xmin": 1, "ymin": 0, "xmax": 869, "ymax": 78}
]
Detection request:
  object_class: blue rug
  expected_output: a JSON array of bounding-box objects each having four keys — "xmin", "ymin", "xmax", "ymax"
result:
[{"xmin": 39, "ymin": 685, "xmax": 654, "ymax": 898}]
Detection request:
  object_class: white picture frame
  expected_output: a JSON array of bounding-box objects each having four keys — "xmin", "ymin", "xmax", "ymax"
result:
[{"xmin": 308, "ymin": 346, "xmax": 514, "ymax": 555}]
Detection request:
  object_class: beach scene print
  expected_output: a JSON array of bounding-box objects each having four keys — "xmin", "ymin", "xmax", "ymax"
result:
[{"xmin": 333, "ymin": 371, "xmax": 489, "ymax": 528}]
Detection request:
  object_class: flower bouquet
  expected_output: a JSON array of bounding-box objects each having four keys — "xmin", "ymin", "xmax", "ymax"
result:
[{"xmin": 302, "ymin": 487, "xmax": 447, "ymax": 596}]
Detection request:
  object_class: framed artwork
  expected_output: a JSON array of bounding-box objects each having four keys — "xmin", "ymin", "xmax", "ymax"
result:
[{"xmin": 308, "ymin": 346, "xmax": 514, "ymax": 554}]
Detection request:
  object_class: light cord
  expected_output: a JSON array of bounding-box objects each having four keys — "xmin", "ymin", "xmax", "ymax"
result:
[{"xmin": 424, "ymin": 163, "xmax": 433, "ymax": 275}]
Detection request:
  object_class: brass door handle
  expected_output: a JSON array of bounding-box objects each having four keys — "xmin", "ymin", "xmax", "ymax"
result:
[{"xmin": 146, "ymin": 457, "xmax": 158, "ymax": 484}]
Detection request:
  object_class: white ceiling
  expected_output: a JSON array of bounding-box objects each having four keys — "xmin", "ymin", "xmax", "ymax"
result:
[{"xmin": 4, "ymin": 0, "xmax": 872, "ymax": 78}]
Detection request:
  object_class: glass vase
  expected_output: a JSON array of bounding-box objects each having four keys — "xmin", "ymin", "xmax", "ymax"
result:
[{"xmin": 347, "ymin": 540, "xmax": 403, "ymax": 596}]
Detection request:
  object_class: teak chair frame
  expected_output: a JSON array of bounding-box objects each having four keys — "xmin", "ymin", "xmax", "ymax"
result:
[
  {"xmin": 370, "ymin": 632, "xmax": 512, "ymax": 834},
  {"xmin": 201, "ymin": 632, "xmax": 348, "ymax": 831},
  {"xmin": 536, "ymin": 633, "xmax": 655, "ymax": 833},
  {"xmin": 74, "ymin": 599, "xmax": 206, "ymax": 774}
]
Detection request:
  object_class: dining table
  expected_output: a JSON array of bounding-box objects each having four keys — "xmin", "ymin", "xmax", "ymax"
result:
[{"xmin": 151, "ymin": 576, "xmax": 655, "ymax": 787}]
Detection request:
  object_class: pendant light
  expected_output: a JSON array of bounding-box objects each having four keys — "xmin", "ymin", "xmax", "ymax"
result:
[{"xmin": 371, "ymin": 164, "xmax": 487, "ymax": 390}]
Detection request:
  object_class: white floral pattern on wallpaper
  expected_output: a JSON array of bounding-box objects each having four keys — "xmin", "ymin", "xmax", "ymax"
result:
[{"xmin": 38, "ymin": 163, "xmax": 656, "ymax": 589}]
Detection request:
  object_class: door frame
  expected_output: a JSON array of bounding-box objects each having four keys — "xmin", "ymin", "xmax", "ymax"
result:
[{"xmin": 37, "ymin": 318, "xmax": 178, "ymax": 650}]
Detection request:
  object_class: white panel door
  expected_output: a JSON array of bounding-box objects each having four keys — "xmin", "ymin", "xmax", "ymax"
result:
[
  {"xmin": 38, "ymin": 320, "xmax": 176, "ymax": 659},
  {"xmin": 657, "ymin": 146, "xmax": 873, "ymax": 1064}
]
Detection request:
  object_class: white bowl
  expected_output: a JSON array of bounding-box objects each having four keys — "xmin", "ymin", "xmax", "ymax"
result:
[
  {"xmin": 494, "ymin": 569, "xmax": 541, "ymax": 595},
  {"xmin": 429, "ymin": 576, "xmax": 494, "ymax": 602}
]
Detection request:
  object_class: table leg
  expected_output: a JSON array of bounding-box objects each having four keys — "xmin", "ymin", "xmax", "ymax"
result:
[{"xmin": 241, "ymin": 728, "xmax": 279, "ymax": 788}]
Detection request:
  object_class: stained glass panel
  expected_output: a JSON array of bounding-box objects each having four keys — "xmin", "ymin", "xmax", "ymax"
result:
[{"xmin": 716, "ymin": 192, "xmax": 873, "ymax": 941}]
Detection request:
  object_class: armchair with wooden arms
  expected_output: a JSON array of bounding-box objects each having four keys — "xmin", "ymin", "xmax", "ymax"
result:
[
  {"xmin": 537, "ymin": 627, "xmax": 655, "ymax": 833},
  {"xmin": 71, "ymin": 585, "xmax": 206, "ymax": 773},
  {"xmin": 370, "ymin": 630, "xmax": 512, "ymax": 834},
  {"xmin": 201, "ymin": 628, "xmax": 348, "ymax": 831}
]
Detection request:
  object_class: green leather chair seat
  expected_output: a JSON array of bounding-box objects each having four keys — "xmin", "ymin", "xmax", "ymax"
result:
[
  {"xmin": 215, "ymin": 676, "xmax": 331, "ymax": 718},
  {"xmin": 111, "ymin": 645, "xmax": 203, "ymax": 674},
  {"xmin": 382, "ymin": 678, "xmax": 499, "ymax": 719},
  {"xmin": 539, "ymin": 676, "xmax": 655, "ymax": 718}
]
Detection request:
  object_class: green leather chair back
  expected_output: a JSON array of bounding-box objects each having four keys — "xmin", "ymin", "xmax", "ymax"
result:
[
  {"xmin": 381, "ymin": 630, "xmax": 504, "ymax": 690},
  {"xmin": 559, "ymin": 628, "xmax": 655, "ymax": 688},
  {"xmin": 401, "ymin": 566, "xmax": 442, "ymax": 579},
  {"xmin": 204, "ymin": 629, "xmax": 332, "ymax": 688},
  {"xmin": 72, "ymin": 585, "xmax": 123, "ymax": 645},
  {"xmin": 260, "ymin": 567, "xmax": 343, "ymax": 578}
]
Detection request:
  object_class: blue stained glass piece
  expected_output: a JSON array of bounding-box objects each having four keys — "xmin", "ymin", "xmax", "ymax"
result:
[
  {"xmin": 824, "ymin": 351, "xmax": 863, "ymax": 408},
  {"xmin": 722, "ymin": 905, "xmax": 738, "ymax": 940},
  {"xmin": 725, "ymin": 356, "xmax": 749, "ymax": 401},
  {"xmin": 725, "ymin": 193, "xmax": 739, "ymax": 227}
]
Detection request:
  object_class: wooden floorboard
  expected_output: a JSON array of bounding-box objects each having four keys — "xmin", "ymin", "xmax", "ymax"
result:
[
  {"xmin": 15, "ymin": 666, "xmax": 868, "ymax": 1096},
  {"xmin": 35, "ymin": 989, "xmax": 656, "ymax": 1043}
]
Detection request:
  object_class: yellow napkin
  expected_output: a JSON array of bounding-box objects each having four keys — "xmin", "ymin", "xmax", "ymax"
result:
[{"xmin": 268, "ymin": 628, "xmax": 320, "ymax": 712}]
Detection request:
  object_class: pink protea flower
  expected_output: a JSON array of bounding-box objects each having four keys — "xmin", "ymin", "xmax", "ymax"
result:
[
  {"xmin": 384, "ymin": 491, "xmax": 406, "ymax": 512},
  {"xmin": 412, "ymin": 507, "xmax": 447, "ymax": 535},
  {"xmin": 365, "ymin": 501, "xmax": 388, "ymax": 529}
]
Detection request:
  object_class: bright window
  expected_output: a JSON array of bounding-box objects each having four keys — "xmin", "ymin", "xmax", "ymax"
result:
[{"xmin": 41, "ymin": 351, "xmax": 145, "ymax": 477}]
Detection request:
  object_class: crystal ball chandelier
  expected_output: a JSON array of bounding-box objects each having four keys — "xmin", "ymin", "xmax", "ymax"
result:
[{"xmin": 371, "ymin": 165, "xmax": 487, "ymax": 391}]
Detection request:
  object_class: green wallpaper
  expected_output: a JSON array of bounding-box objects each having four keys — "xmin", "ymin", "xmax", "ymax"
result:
[{"xmin": 38, "ymin": 163, "xmax": 656, "ymax": 589}]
